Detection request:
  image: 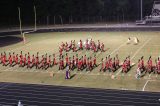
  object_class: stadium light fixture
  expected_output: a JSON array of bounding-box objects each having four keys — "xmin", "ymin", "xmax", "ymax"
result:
[{"xmin": 141, "ymin": 0, "xmax": 143, "ymax": 20}]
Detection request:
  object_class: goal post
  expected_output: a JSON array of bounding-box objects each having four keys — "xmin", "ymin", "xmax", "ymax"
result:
[{"xmin": 18, "ymin": 7, "xmax": 22, "ymax": 36}]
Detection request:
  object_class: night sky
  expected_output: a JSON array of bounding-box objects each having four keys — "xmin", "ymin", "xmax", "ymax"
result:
[{"xmin": 0, "ymin": 0, "xmax": 154, "ymax": 27}]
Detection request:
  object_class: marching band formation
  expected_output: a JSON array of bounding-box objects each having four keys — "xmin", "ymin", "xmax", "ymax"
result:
[{"xmin": 0, "ymin": 38, "xmax": 159, "ymax": 79}]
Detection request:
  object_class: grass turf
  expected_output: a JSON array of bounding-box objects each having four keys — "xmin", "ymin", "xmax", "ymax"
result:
[{"xmin": 0, "ymin": 31, "xmax": 160, "ymax": 92}]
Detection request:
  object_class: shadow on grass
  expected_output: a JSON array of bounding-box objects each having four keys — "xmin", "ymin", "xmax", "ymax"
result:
[
  {"xmin": 0, "ymin": 36, "xmax": 22, "ymax": 47},
  {"xmin": 70, "ymin": 74, "xmax": 76, "ymax": 79}
]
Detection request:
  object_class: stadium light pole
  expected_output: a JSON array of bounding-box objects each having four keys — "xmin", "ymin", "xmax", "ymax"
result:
[
  {"xmin": 34, "ymin": 5, "xmax": 37, "ymax": 31},
  {"xmin": 140, "ymin": 0, "xmax": 143, "ymax": 20}
]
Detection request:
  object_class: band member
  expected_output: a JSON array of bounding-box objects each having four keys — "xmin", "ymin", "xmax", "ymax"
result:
[
  {"xmin": 83, "ymin": 55, "xmax": 87, "ymax": 68},
  {"xmin": 122, "ymin": 60, "xmax": 127, "ymax": 73},
  {"xmin": 72, "ymin": 55, "xmax": 75, "ymax": 70},
  {"xmin": 65, "ymin": 42, "xmax": 69, "ymax": 52},
  {"xmin": 100, "ymin": 58, "xmax": 105, "ymax": 72},
  {"xmin": 105, "ymin": 57, "xmax": 109, "ymax": 71},
  {"xmin": 79, "ymin": 40, "xmax": 83, "ymax": 50},
  {"xmin": 19, "ymin": 51, "xmax": 23, "ymax": 67},
  {"xmin": 68, "ymin": 57, "xmax": 72, "ymax": 69},
  {"xmin": 59, "ymin": 56, "xmax": 64, "ymax": 70},
  {"xmin": 12, "ymin": 52, "xmax": 15, "ymax": 63},
  {"xmin": 147, "ymin": 56, "xmax": 152, "ymax": 73},
  {"xmin": 59, "ymin": 47, "xmax": 63, "ymax": 56},
  {"xmin": 65, "ymin": 66, "xmax": 70, "ymax": 79},
  {"xmin": 157, "ymin": 57, "xmax": 160, "ymax": 74},
  {"xmin": 138, "ymin": 59, "xmax": 141, "ymax": 69},
  {"xmin": 61, "ymin": 42, "xmax": 65, "ymax": 50},
  {"xmin": 8, "ymin": 53, "xmax": 12, "ymax": 66},
  {"xmin": 72, "ymin": 43, "xmax": 77, "ymax": 52},
  {"xmin": 112, "ymin": 57, "xmax": 116, "ymax": 72},
  {"xmin": 81, "ymin": 56, "xmax": 84, "ymax": 69},
  {"xmin": 65, "ymin": 53, "xmax": 69, "ymax": 67},
  {"xmin": 52, "ymin": 54, "xmax": 57, "ymax": 66},
  {"xmin": 45, "ymin": 55, "xmax": 51, "ymax": 69},
  {"xmin": 3, "ymin": 52, "xmax": 7, "ymax": 66},
  {"xmin": 86, "ymin": 57, "xmax": 90, "ymax": 71},
  {"xmin": 85, "ymin": 39, "xmax": 89, "ymax": 50},
  {"xmin": 15, "ymin": 54, "xmax": 19, "ymax": 65},
  {"xmin": 89, "ymin": 57, "xmax": 93, "ymax": 71},
  {"xmin": 126, "ymin": 56, "xmax": 131, "ymax": 70},
  {"xmin": 31, "ymin": 54, "xmax": 35, "ymax": 68},
  {"xmin": 27, "ymin": 52, "xmax": 31, "ymax": 68},
  {"xmin": 75, "ymin": 54, "xmax": 78, "ymax": 67},
  {"xmin": 140, "ymin": 56, "xmax": 145, "ymax": 71},
  {"xmin": 69, "ymin": 40, "xmax": 72, "ymax": 50},
  {"xmin": 108, "ymin": 58, "xmax": 113, "ymax": 72},
  {"xmin": 36, "ymin": 52, "xmax": 39, "ymax": 69},
  {"xmin": 62, "ymin": 55, "xmax": 64, "ymax": 69},
  {"xmin": 101, "ymin": 43, "xmax": 105, "ymax": 52},
  {"xmin": 23, "ymin": 54, "xmax": 27, "ymax": 67},
  {"xmin": 97, "ymin": 40, "xmax": 101, "ymax": 50},
  {"xmin": 93, "ymin": 55, "xmax": 97, "ymax": 67},
  {"xmin": 78, "ymin": 58, "xmax": 82, "ymax": 71},
  {"xmin": 40, "ymin": 55, "xmax": 45, "ymax": 69}
]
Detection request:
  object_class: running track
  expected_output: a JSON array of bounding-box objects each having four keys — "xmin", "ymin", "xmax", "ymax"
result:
[{"xmin": 0, "ymin": 82, "xmax": 160, "ymax": 106}]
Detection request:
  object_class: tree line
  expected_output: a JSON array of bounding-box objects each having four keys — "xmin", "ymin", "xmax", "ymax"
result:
[{"xmin": 0, "ymin": 0, "xmax": 155, "ymax": 26}]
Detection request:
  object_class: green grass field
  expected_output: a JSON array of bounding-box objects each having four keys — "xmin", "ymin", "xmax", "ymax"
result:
[{"xmin": 0, "ymin": 31, "xmax": 160, "ymax": 92}]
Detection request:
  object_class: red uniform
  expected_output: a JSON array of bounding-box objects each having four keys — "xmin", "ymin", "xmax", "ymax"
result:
[
  {"xmin": 115, "ymin": 59, "xmax": 119, "ymax": 67},
  {"xmin": 122, "ymin": 61, "xmax": 127, "ymax": 73},
  {"xmin": 101, "ymin": 43, "xmax": 104, "ymax": 52},
  {"xmin": 27, "ymin": 55, "xmax": 31, "ymax": 68},
  {"xmin": 72, "ymin": 57, "xmax": 75, "ymax": 67},
  {"xmin": 97, "ymin": 41, "xmax": 100, "ymax": 50},
  {"xmin": 76, "ymin": 57, "xmax": 78, "ymax": 66},
  {"xmin": 140, "ymin": 60, "xmax": 144, "ymax": 68},
  {"xmin": 41, "ymin": 57, "xmax": 45, "ymax": 69},
  {"xmin": 15, "ymin": 55, "xmax": 18, "ymax": 64},
  {"xmin": 89, "ymin": 60, "xmax": 92, "ymax": 70},
  {"xmin": 158, "ymin": 60, "xmax": 160, "ymax": 70},
  {"xmin": 32, "ymin": 56, "xmax": 35, "ymax": 66},
  {"xmin": 66, "ymin": 56, "xmax": 69, "ymax": 66},
  {"xmin": 78, "ymin": 60, "xmax": 82, "ymax": 70},
  {"xmin": 23, "ymin": 55, "xmax": 27, "ymax": 66},
  {"xmin": 138, "ymin": 61, "xmax": 141, "ymax": 69},
  {"xmin": 3, "ymin": 54, "xmax": 6, "ymax": 66},
  {"xmin": 86, "ymin": 40, "xmax": 89, "ymax": 50},
  {"xmin": 19, "ymin": 54, "xmax": 23, "ymax": 66},
  {"xmin": 13, "ymin": 54, "xmax": 15, "ymax": 63},
  {"xmin": 59, "ymin": 47, "xmax": 63, "ymax": 56},
  {"xmin": 36, "ymin": 56, "xmax": 39, "ymax": 68},
  {"xmin": 83, "ymin": 56, "xmax": 86, "ymax": 66},
  {"xmin": 8, "ymin": 55, "xmax": 12, "ymax": 66},
  {"xmin": 147, "ymin": 59, "xmax": 152, "ymax": 72},
  {"xmin": 105, "ymin": 60, "xmax": 109, "ymax": 70},
  {"xmin": 80, "ymin": 40, "xmax": 83, "ymax": 49},
  {"xmin": 93, "ymin": 57, "xmax": 97, "ymax": 67}
]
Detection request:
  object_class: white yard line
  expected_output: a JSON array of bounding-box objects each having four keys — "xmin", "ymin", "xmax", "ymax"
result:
[
  {"xmin": 110, "ymin": 42, "xmax": 126, "ymax": 55},
  {"xmin": 142, "ymin": 80, "xmax": 149, "ymax": 91},
  {"xmin": 142, "ymin": 74, "xmax": 152, "ymax": 91},
  {"xmin": 115, "ymin": 38, "xmax": 151, "ymax": 76}
]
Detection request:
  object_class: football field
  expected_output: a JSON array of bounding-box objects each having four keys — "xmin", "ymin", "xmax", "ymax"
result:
[{"xmin": 0, "ymin": 31, "xmax": 160, "ymax": 92}]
